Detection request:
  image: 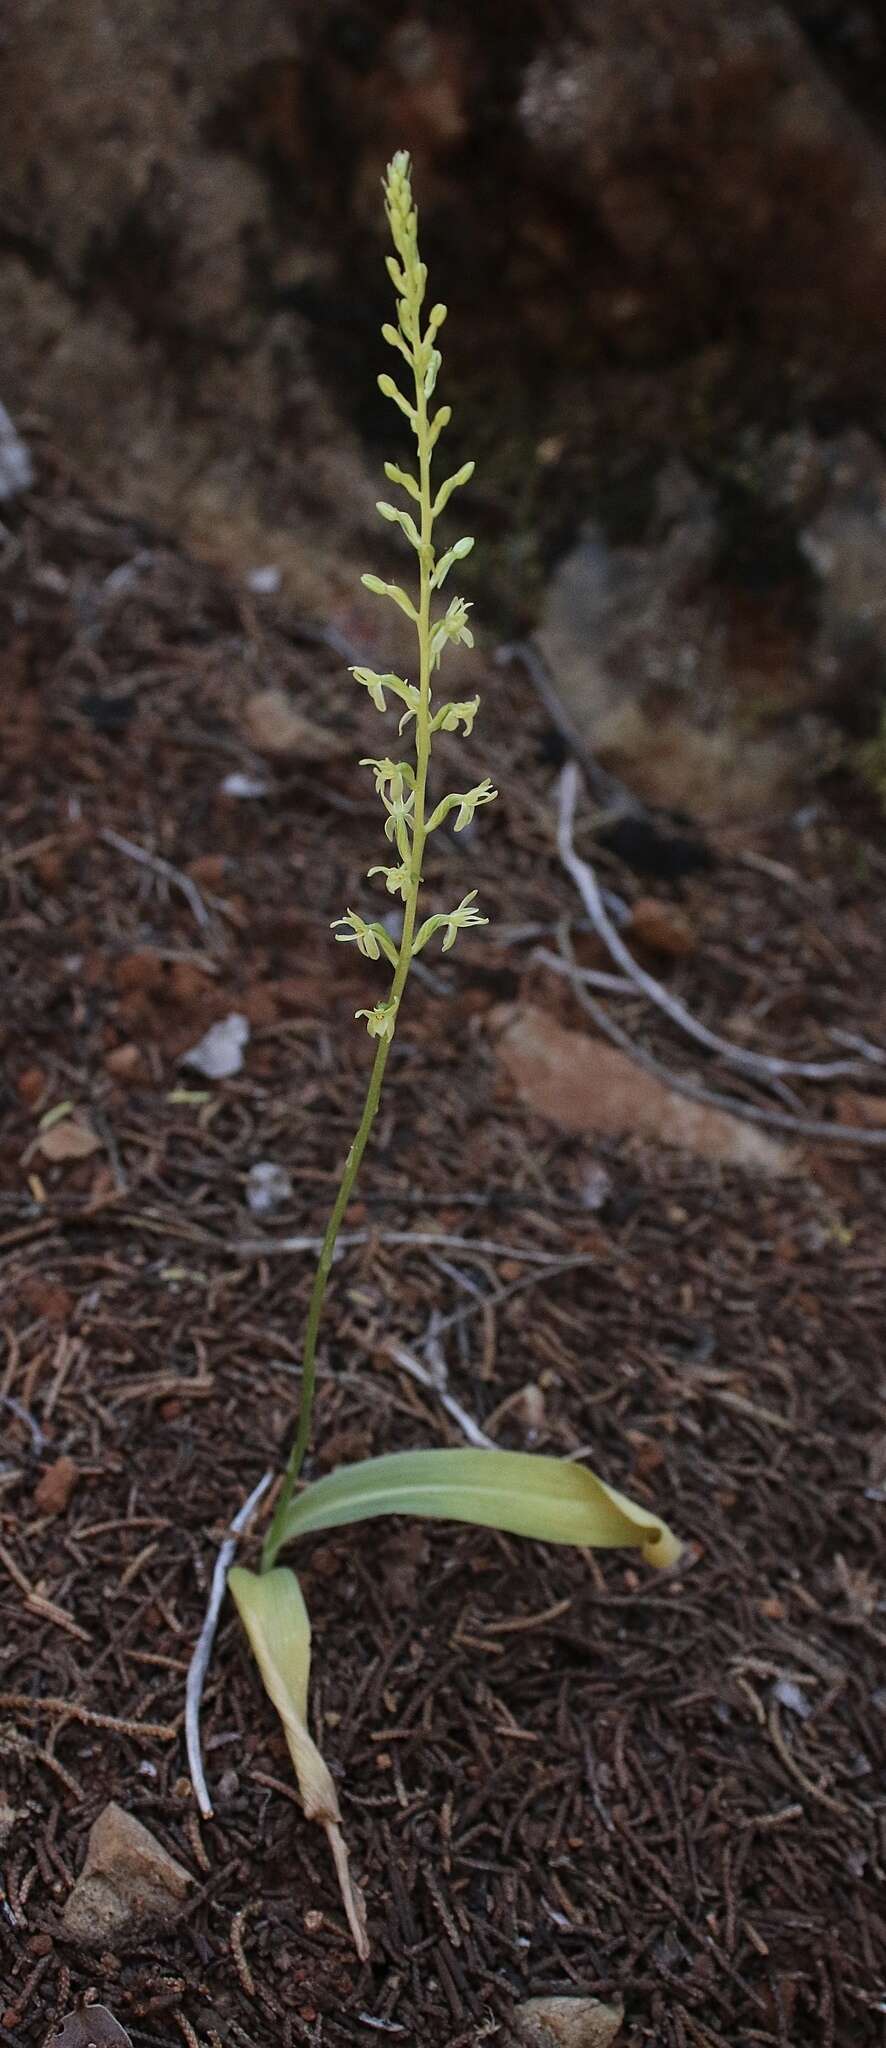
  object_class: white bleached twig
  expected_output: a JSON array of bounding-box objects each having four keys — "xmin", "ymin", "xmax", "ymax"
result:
[
  {"xmin": 186, "ymin": 1470, "xmax": 273, "ymax": 1819},
  {"xmin": 557, "ymin": 761, "xmax": 882, "ymax": 1086},
  {"xmin": 234, "ymin": 1228, "xmax": 569, "ymax": 1266},
  {"xmin": 100, "ymin": 827, "xmax": 211, "ymax": 932},
  {"xmin": 380, "ymin": 1336, "xmax": 496, "ymax": 1449},
  {"xmin": 558, "ymin": 943, "xmax": 886, "ymax": 1150}
]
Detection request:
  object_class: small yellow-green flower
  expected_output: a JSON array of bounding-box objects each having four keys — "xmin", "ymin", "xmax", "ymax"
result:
[{"xmin": 355, "ymin": 999, "xmax": 399, "ymax": 1040}]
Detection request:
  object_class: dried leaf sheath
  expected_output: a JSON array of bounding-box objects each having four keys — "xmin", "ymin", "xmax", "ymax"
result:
[{"xmin": 229, "ymin": 1567, "xmax": 369, "ymax": 1960}]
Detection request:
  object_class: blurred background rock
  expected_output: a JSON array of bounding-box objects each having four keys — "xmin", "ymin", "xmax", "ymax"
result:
[{"xmin": 6, "ymin": 0, "xmax": 886, "ymax": 819}]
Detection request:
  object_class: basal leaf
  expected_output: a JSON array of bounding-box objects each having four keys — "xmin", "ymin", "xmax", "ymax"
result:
[
  {"xmin": 271, "ymin": 1448, "xmax": 680, "ymax": 1569},
  {"xmin": 228, "ymin": 1566, "xmax": 368, "ymax": 1959}
]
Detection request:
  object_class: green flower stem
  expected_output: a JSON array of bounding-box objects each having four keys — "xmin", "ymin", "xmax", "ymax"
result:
[{"xmin": 262, "ymin": 333, "xmax": 434, "ymax": 1574}]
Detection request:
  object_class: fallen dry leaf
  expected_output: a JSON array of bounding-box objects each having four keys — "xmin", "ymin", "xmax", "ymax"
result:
[
  {"xmin": 34, "ymin": 1454, "xmax": 79, "ymax": 1517},
  {"xmin": 244, "ymin": 687, "xmax": 348, "ymax": 761},
  {"xmin": 490, "ymin": 1004, "xmax": 794, "ymax": 1173},
  {"xmin": 38, "ymin": 1117, "xmax": 102, "ymax": 1162}
]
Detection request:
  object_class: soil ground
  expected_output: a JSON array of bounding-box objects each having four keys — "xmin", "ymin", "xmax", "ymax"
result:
[{"xmin": 1, "ymin": 461, "xmax": 885, "ymax": 2046}]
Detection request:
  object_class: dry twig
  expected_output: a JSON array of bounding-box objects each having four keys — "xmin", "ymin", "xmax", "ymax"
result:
[
  {"xmin": 185, "ymin": 1469, "xmax": 273, "ymax": 1819},
  {"xmin": 557, "ymin": 760, "xmax": 882, "ymax": 1086},
  {"xmin": 557, "ymin": 946, "xmax": 886, "ymax": 1149},
  {"xmin": 100, "ymin": 826, "xmax": 212, "ymax": 932}
]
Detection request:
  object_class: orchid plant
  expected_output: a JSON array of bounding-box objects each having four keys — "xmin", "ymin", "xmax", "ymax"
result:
[{"xmin": 230, "ymin": 153, "xmax": 679, "ymax": 1959}]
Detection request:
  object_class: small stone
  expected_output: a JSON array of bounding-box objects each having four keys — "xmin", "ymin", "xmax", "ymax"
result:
[
  {"xmin": 181, "ymin": 1012, "xmax": 250, "ymax": 1080},
  {"xmin": 186, "ymin": 852, "xmax": 227, "ymax": 888},
  {"xmin": 246, "ymin": 1160, "xmax": 293, "ymax": 1215},
  {"xmin": 514, "ymin": 1996, "xmax": 624, "ymax": 2048},
  {"xmin": 0, "ymin": 400, "xmax": 34, "ymax": 501},
  {"xmin": 38, "ymin": 1117, "xmax": 102, "ymax": 1162},
  {"xmin": 220, "ymin": 771, "xmax": 270, "ymax": 799},
  {"xmin": 491, "ymin": 1003, "xmax": 794, "ymax": 1173},
  {"xmin": 105, "ymin": 1043, "xmax": 142, "ymax": 1080},
  {"xmin": 62, "ymin": 1802, "xmax": 192, "ymax": 1947},
  {"xmin": 834, "ymin": 1089, "xmax": 886, "ymax": 1130},
  {"xmin": 17, "ymin": 1065, "xmax": 47, "ymax": 1106},
  {"xmin": 34, "ymin": 1454, "xmax": 78, "ymax": 1517},
  {"xmin": 168, "ymin": 959, "xmax": 211, "ymax": 1007},
  {"xmin": 772, "ymin": 1678, "xmax": 812, "ymax": 1719},
  {"xmin": 247, "ymin": 564, "xmax": 281, "ymax": 595},
  {"xmin": 114, "ymin": 951, "xmax": 164, "ymax": 995},
  {"xmin": 629, "ymin": 896, "xmax": 697, "ymax": 958},
  {"xmin": 244, "ymin": 687, "xmax": 347, "ymax": 761},
  {"xmin": 579, "ymin": 1160, "xmax": 613, "ymax": 1211},
  {"xmin": 53, "ymin": 2005, "xmax": 133, "ymax": 2048}
]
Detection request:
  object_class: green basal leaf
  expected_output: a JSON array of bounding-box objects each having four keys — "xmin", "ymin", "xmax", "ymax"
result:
[{"xmin": 269, "ymin": 1448, "xmax": 681, "ymax": 1570}]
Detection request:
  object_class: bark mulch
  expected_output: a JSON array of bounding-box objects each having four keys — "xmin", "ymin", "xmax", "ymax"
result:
[{"xmin": 1, "ymin": 462, "xmax": 885, "ymax": 2047}]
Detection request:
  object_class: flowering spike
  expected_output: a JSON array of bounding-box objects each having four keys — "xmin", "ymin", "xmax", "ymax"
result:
[{"xmin": 233, "ymin": 160, "xmax": 678, "ymax": 1979}]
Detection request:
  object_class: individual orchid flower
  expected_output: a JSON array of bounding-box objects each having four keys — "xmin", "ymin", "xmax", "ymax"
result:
[
  {"xmin": 331, "ymin": 911, "xmax": 399, "ymax": 968},
  {"xmin": 426, "ymin": 777, "xmax": 498, "ymax": 834},
  {"xmin": 413, "ymin": 890, "xmax": 488, "ymax": 954}
]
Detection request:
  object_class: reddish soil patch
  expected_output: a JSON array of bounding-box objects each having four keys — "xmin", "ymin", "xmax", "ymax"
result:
[{"xmin": 1, "ymin": 465, "xmax": 885, "ymax": 2045}]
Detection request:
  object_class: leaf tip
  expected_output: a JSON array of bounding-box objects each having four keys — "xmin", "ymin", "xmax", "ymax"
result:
[{"xmin": 643, "ymin": 1523, "xmax": 682, "ymax": 1570}]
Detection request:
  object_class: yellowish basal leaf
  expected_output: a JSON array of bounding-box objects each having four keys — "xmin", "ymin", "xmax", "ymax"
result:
[
  {"xmin": 228, "ymin": 1566, "xmax": 368, "ymax": 1959},
  {"xmin": 272, "ymin": 1448, "xmax": 680, "ymax": 1570}
]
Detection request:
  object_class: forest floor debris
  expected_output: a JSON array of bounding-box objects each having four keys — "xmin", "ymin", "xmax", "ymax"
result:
[{"xmin": 1, "ymin": 472, "xmax": 884, "ymax": 2044}]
